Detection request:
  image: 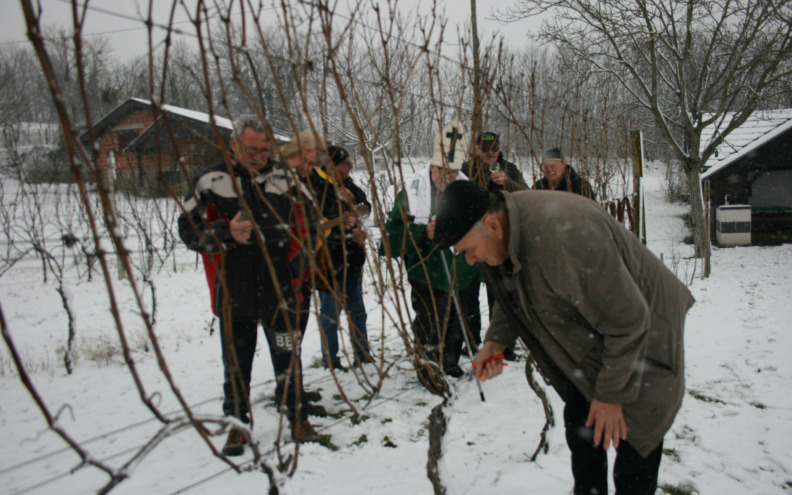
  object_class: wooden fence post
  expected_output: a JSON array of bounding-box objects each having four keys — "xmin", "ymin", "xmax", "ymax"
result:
[{"xmin": 630, "ymin": 131, "xmax": 646, "ymax": 245}]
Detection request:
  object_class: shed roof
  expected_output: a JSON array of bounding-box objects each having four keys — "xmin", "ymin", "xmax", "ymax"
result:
[
  {"xmin": 701, "ymin": 108, "xmax": 792, "ymax": 180},
  {"xmin": 84, "ymin": 98, "xmax": 290, "ymax": 152},
  {"xmin": 129, "ymin": 98, "xmax": 233, "ymax": 130},
  {"xmin": 126, "ymin": 98, "xmax": 290, "ymax": 144},
  {"xmin": 80, "ymin": 98, "xmax": 151, "ymax": 146},
  {"xmin": 123, "ymin": 99, "xmax": 233, "ymax": 153}
]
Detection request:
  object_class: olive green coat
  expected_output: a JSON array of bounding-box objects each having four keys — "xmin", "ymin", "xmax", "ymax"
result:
[{"xmin": 483, "ymin": 190, "xmax": 694, "ymax": 457}]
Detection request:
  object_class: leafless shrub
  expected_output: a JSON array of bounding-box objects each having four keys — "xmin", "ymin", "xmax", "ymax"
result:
[
  {"xmin": 80, "ymin": 328, "xmax": 150, "ymax": 366},
  {"xmin": 0, "ymin": 345, "xmax": 55, "ymax": 377}
]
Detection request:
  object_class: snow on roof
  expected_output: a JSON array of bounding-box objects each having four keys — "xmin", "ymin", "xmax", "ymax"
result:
[
  {"xmin": 129, "ymin": 98, "xmax": 290, "ymax": 142},
  {"xmin": 701, "ymin": 108, "xmax": 792, "ymax": 180},
  {"xmin": 130, "ymin": 98, "xmax": 233, "ymax": 129}
]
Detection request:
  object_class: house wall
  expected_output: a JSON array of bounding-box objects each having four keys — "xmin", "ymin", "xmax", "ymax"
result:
[
  {"xmin": 705, "ymin": 127, "xmax": 792, "ymax": 244},
  {"xmin": 97, "ymin": 110, "xmax": 159, "ymax": 173},
  {"xmin": 114, "ymin": 138, "xmax": 227, "ymax": 197},
  {"xmin": 94, "ymin": 106, "xmax": 232, "ymax": 196},
  {"xmin": 750, "ymin": 170, "xmax": 792, "ymax": 208}
]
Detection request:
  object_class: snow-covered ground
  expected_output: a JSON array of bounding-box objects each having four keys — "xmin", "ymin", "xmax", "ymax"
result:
[{"xmin": 1, "ymin": 161, "xmax": 790, "ymax": 494}]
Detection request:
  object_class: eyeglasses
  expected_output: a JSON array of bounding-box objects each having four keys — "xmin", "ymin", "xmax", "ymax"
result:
[
  {"xmin": 243, "ymin": 146, "xmax": 270, "ymax": 156},
  {"xmin": 481, "ymin": 145, "xmax": 500, "ymax": 153}
]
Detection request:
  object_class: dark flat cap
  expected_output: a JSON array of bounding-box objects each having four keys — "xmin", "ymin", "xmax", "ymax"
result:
[{"xmin": 434, "ymin": 180, "xmax": 491, "ymax": 250}]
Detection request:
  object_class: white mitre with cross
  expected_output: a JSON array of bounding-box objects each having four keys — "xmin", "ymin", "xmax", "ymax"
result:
[{"xmin": 430, "ymin": 118, "xmax": 469, "ymax": 170}]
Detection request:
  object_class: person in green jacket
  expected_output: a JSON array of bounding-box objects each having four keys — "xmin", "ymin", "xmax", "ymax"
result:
[{"xmin": 379, "ymin": 119, "xmax": 481, "ymax": 392}]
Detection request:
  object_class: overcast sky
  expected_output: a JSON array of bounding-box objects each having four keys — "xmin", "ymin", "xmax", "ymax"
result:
[{"xmin": 0, "ymin": 0, "xmax": 543, "ymax": 63}]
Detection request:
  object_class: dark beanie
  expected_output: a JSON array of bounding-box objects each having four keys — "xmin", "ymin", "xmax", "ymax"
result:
[
  {"xmin": 434, "ymin": 180, "xmax": 492, "ymax": 249},
  {"xmin": 327, "ymin": 144, "xmax": 350, "ymax": 165},
  {"xmin": 543, "ymin": 147, "xmax": 565, "ymax": 161}
]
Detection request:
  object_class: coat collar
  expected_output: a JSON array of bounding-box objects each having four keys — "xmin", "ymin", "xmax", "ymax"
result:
[{"xmin": 500, "ymin": 190, "xmax": 524, "ymax": 275}]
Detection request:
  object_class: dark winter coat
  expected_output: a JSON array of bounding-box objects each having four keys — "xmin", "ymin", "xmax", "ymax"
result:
[
  {"xmin": 321, "ymin": 172, "xmax": 369, "ymax": 281},
  {"xmin": 463, "ymin": 153, "xmax": 528, "ymax": 192},
  {"xmin": 533, "ymin": 164, "xmax": 596, "ymax": 200},
  {"xmin": 295, "ymin": 167, "xmax": 367, "ymax": 281},
  {"xmin": 178, "ymin": 160, "xmax": 312, "ymax": 323},
  {"xmin": 482, "ymin": 190, "xmax": 694, "ymax": 457},
  {"xmin": 379, "ymin": 188, "xmax": 480, "ymax": 292}
]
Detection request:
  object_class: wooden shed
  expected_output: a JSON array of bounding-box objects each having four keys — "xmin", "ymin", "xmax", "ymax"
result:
[
  {"xmin": 701, "ymin": 109, "xmax": 792, "ymax": 245},
  {"xmin": 80, "ymin": 98, "xmax": 232, "ymax": 195},
  {"xmin": 83, "ymin": 98, "xmax": 288, "ymax": 196}
]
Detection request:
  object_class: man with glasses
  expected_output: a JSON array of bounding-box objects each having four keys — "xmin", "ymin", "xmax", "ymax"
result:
[
  {"xmin": 179, "ymin": 115, "xmax": 323, "ymax": 454},
  {"xmin": 379, "ymin": 119, "xmax": 481, "ymax": 394}
]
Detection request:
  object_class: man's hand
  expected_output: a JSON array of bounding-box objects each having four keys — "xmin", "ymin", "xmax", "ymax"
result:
[
  {"xmin": 343, "ymin": 212, "xmax": 357, "ymax": 230},
  {"xmin": 229, "ymin": 211, "xmax": 253, "ymax": 243},
  {"xmin": 491, "ymin": 170, "xmax": 508, "ymax": 186},
  {"xmin": 586, "ymin": 399, "xmax": 627, "ymax": 450},
  {"xmin": 426, "ymin": 220, "xmax": 436, "ymax": 240},
  {"xmin": 472, "ymin": 341, "xmax": 507, "ymax": 381},
  {"xmin": 351, "ymin": 227, "xmax": 367, "ymax": 245},
  {"xmin": 338, "ymin": 186, "xmax": 356, "ymax": 204}
]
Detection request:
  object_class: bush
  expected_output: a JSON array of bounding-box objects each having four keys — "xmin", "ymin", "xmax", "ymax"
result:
[{"xmin": 1, "ymin": 145, "xmax": 80, "ymax": 184}]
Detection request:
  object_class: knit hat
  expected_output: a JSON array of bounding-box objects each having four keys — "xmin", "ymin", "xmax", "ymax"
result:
[
  {"xmin": 434, "ymin": 180, "xmax": 492, "ymax": 249},
  {"xmin": 430, "ymin": 118, "xmax": 469, "ymax": 170},
  {"xmin": 543, "ymin": 147, "xmax": 565, "ymax": 162},
  {"xmin": 327, "ymin": 145, "xmax": 350, "ymax": 165}
]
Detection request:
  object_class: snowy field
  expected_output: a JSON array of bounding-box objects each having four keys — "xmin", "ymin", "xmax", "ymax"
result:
[{"xmin": 1, "ymin": 161, "xmax": 791, "ymax": 494}]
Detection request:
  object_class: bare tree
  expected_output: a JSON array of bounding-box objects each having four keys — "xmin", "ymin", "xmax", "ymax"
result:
[
  {"xmin": 502, "ymin": 0, "xmax": 792, "ymax": 275},
  {"xmin": 0, "ymin": 49, "xmax": 33, "ymax": 127}
]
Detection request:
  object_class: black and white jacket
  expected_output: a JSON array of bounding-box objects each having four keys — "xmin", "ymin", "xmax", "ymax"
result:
[{"xmin": 178, "ymin": 160, "xmax": 313, "ymax": 323}]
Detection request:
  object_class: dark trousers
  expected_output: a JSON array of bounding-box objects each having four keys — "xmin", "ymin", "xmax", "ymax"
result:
[
  {"xmin": 297, "ymin": 285, "xmax": 311, "ymax": 334},
  {"xmin": 220, "ymin": 317, "xmax": 307, "ymax": 424},
  {"xmin": 409, "ymin": 280, "xmax": 479, "ymax": 371},
  {"xmin": 458, "ymin": 273, "xmax": 482, "ymax": 348},
  {"xmin": 564, "ymin": 386, "xmax": 663, "ymax": 495}
]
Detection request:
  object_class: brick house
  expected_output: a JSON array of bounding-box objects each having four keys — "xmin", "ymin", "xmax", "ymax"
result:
[{"xmin": 84, "ymin": 98, "xmax": 286, "ymax": 196}]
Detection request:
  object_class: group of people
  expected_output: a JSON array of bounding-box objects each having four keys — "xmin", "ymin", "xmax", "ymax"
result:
[
  {"xmin": 379, "ymin": 122, "xmax": 598, "ymax": 388},
  {"xmin": 178, "ymin": 116, "xmax": 373, "ymax": 454},
  {"xmin": 180, "ymin": 114, "xmax": 694, "ymax": 494},
  {"xmin": 381, "ymin": 119, "xmax": 692, "ymax": 494}
]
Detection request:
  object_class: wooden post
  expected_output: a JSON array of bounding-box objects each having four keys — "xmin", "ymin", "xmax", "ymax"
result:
[
  {"xmin": 630, "ymin": 131, "xmax": 646, "ymax": 244},
  {"xmin": 703, "ymin": 179, "xmax": 711, "ymax": 278},
  {"xmin": 470, "ymin": 0, "xmax": 482, "ymax": 148},
  {"xmin": 107, "ymin": 151, "xmax": 126, "ymax": 281}
]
